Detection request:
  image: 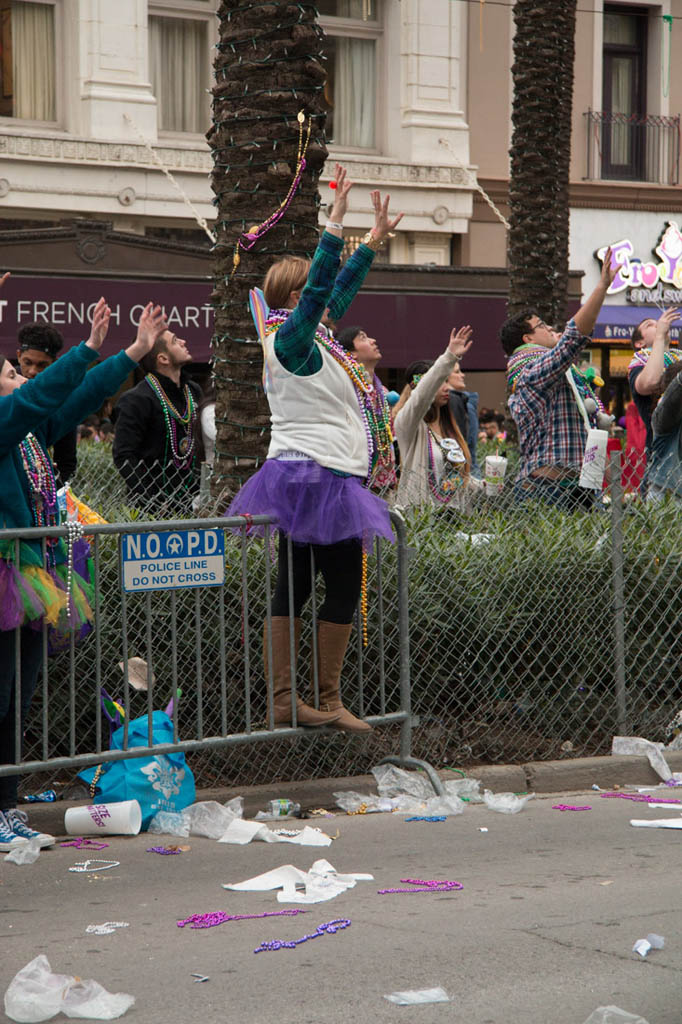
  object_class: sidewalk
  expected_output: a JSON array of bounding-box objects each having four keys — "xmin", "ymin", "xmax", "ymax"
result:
[{"xmin": 22, "ymin": 750, "xmax": 682, "ymax": 837}]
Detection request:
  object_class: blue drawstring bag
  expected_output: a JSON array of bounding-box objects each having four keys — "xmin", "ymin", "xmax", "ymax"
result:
[{"xmin": 78, "ymin": 710, "xmax": 195, "ymax": 830}]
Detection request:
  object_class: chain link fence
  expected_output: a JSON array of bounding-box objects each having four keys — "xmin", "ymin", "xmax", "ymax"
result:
[{"xmin": 18, "ymin": 441, "xmax": 682, "ymax": 798}]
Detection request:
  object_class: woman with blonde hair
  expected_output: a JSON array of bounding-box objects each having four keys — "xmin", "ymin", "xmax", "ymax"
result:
[
  {"xmin": 393, "ymin": 327, "xmax": 474, "ymax": 508},
  {"xmin": 227, "ymin": 164, "xmax": 402, "ymax": 732}
]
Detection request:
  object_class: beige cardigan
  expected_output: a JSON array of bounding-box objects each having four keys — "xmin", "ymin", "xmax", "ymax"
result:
[{"xmin": 393, "ymin": 349, "xmax": 458, "ymax": 508}]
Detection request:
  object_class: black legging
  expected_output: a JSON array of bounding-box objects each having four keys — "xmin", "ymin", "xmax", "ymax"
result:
[{"xmin": 271, "ymin": 533, "xmax": 362, "ymax": 625}]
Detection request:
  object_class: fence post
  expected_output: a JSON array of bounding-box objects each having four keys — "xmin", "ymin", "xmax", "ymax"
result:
[
  {"xmin": 609, "ymin": 450, "xmax": 628, "ymax": 734},
  {"xmin": 392, "ymin": 511, "xmax": 412, "ymax": 759}
]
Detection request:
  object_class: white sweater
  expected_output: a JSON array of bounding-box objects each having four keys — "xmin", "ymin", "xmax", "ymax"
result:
[
  {"xmin": 264, "ymin": 334, "xmax": 368, "ymax": 478},
  {"xmin": 394, "ymin": 349, "xmax": 458, "ymax": 508}
]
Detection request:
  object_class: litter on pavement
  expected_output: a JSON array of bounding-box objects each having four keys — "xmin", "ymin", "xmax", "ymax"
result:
[
  {"xmin": 217, "ymin": 819, "xmax": 332, "ymax": 846},
  {"xmin": 482, "ymin": 790, "xmax": 534, "ymax": 814},
  {"xmin": 3, "ymin": 954, "xmax": 134, "ymax": 1022},
  {"xmin": 383, "ymin": 987, "xmax": 451, "ymax": 1005},
  {"xmin": 4, "ymin": 838, "xmax": 42, "ymax": 866},
  {"xmin": 581, "ymin": 1007, "xmax": 651, "ymax": 1024},
  {"xmin": 630, "ymin": 817, "xmax": 682, "ymax": 829},
  {"xmin": 222, "ymin": 858, "xmax": 373, "ymax": 904},
  {"xmin": 632, "ymin": 933, "xmax": 664, "ymax": 958},
  {"xmin": 85, "ymin": 922, "xmax": 129, "ymax": 936}
]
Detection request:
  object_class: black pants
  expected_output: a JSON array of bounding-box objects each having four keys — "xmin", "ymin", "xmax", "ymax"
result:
[
  {"xmin": 0, "ymin": 627, "xmax": 43, "ymax": 810},
  {"xmin": 271, "ymin": 534, "xmax": 362, "ymax": 625}
]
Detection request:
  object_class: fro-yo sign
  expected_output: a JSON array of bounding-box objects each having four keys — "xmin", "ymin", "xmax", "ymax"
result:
[{"xmin": 596, "ymin": 221, "xmax": 682, "ymax": 297}]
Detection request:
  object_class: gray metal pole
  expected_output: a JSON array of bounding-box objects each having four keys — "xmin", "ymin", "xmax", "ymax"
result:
[{"xmin": 609, "ymin": 450, "xmax": 628, "ymax": 733}]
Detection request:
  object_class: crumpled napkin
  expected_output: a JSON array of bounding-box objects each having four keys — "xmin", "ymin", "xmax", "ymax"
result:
[{"xmin": 222, "ymin": 858, "xmax": 373, "ymax": 904}]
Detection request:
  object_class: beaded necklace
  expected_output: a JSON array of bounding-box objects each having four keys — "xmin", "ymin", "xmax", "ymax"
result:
[
  {"xmin": 19, "ymin": 432, "xmax": 58, "ymax": 529},
  {"xmin": 426, "ymin": 429, "xmax": 465, "ymax": 504},
  {"xmin": 145, "ymin": 373, "xmax": 197, "ymax": 470},
  {"xmin": 265, "ymin": 312, "xmax": 394, "ymax": 484}
]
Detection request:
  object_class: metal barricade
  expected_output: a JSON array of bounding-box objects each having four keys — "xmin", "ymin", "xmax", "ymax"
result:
[{"xmin": 0, "ymin": 511, "xmax": 412, "ymax": 790}]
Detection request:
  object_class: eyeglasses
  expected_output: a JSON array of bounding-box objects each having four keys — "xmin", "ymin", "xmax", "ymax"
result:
[{"xmin": 528, "ymin": 320, "xmax": 547, "ymax": 332}]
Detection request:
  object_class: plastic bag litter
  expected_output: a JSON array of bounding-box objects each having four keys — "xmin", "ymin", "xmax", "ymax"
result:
[
  {"xmin": 444, "ymin": 777, "xmax": 483, "ymax": 802},
  {"xmin": 4, "ymin": 838, "xmax": 41, "ymax": 866},
  {"xmin": 4, "ymin": 954, "xmax": 135, "ymax": 1022},
  {"xmin": 483, "ymin": 790, "xmax": 534, "ymax": 814},
  {"xmin": 333, "ymin": 791, "xmax": 399, "ymax": 814},
  {"xmin": 185, "ymin": 798, "xmax": 243, "ymax": 839},
  {"xmin": 372, "ymin": 764, "xmax": 433, "ymax": 802},
  {"xmin": 147, "ymin": 810, "xmax": 190, "ymax": 838},
  {"xmin": 632, "ymin": 933, "xmax": 664, "ymax": 958},
  {"xmin": 384, "ymin": 987, "xmax": 451, "ymax": 1005},
  {"xmin": 581, "ymin": 1008, "xmax": 650, "ymax": 1024},
  {"xmin": 611, "ymin": 736, "xmax": 672, "ymax": 782}
]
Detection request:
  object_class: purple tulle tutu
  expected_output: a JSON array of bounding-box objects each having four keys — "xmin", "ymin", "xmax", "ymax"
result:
[{"xmin": 226, "ymin": 459, "xmax": 394, "ymax": 546}]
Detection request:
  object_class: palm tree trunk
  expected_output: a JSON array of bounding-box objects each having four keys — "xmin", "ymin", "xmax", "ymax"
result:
[
  {"xmin": 508, "ymin": 0, "xmax": 577, "ymax": 325},
  {"xmin": 209, "ymin": 1, "xmax": 328, "ymax": 501}
]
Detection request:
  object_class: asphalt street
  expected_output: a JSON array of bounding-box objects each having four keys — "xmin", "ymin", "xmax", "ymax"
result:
[{"xmin": 1, "ymin": 788, "xmax": 681, "ymax": 1024}]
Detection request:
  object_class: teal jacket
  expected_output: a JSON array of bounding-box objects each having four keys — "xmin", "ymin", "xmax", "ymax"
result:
[{"xmin": 0, "ymin": 342, "xmax": 135, "ymax": 535}]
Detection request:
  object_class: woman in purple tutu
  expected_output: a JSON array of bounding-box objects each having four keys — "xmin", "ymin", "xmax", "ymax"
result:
[
  {"xmin": 228, "ymin": 164, "xmax": 402, "ymax": 732},
  {"xmin": 0, "ymin": 282, "xmax": 167, "ymax": 852}
]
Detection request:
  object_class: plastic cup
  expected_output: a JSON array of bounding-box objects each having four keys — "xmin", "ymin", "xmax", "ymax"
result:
[
  {"xmin": 64, "ymin": 799, "xmax": 142, "ymax": 836},
  {"xmin": 484, "ymin": 455, "xmax": 507, "ymax": 496}
]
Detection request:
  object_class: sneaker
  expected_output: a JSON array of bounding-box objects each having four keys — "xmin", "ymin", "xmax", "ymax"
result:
[
  {"xmin": 5, "ymin": 809, "xmax": 55, "ymax": 848},
  {"xmin": 0, "ymin": 809, "xmax": 29, "ymax": 851}
]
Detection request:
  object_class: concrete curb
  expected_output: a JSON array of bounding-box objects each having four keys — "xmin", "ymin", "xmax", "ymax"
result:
[{"xmin": 18, "ymin": 751, "xmax": 682, "ymax": 839}]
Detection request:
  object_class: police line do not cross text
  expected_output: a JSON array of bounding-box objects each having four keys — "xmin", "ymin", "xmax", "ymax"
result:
[{"xmin": 121, "ymin": 529, "xmax": 225, "ymax": 593}]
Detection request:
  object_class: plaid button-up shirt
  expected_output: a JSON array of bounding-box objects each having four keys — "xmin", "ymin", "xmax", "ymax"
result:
[{"xmin": 507, "ymin": 320, "xmax": 591, "ymax": 481}]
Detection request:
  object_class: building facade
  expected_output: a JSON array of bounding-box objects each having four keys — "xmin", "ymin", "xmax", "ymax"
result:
[{"xmin": 1, "ymin": 0, "xmax": 681, "ymax": 409}]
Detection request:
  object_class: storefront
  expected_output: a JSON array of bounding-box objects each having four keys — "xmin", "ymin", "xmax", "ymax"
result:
[{"xmin": 572, "ymin": 211, "xmax": 682, "ymax": 417}]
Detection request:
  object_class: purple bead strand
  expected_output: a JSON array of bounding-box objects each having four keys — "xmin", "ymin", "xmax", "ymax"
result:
[
  {"xmin": 177, "ymin": 908, "xmax": 306, "ymax": 930},
  {"xmin": 377, "ymin": 877, "xmax": 464, "ymax": 895},
  {"xmin": 253, "ymin": 918, "xmax": 351, "ymax": 954}
]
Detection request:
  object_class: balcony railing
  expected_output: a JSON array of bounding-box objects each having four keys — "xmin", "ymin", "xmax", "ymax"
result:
[{"xmin": 584, "ymin": 109, "xmax": 680, "ymax": 186}]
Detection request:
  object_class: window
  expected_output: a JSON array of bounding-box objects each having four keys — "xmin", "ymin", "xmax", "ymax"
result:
[
  {"xmin": 318, "ymin": 0, "xmax": 381, "ymax": 150},
  {"xmin": 0, "ymin": 0, "xmax": 56, "ymax": 121},
  {"xmin": 602, "ymin": 6, "xmax": 647, "ymax": 178},
  {"xmin": 149, "ymin": 2, "xmax": 214, "ymax": 134}
]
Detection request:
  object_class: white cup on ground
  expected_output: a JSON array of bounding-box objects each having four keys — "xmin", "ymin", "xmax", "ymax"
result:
[
  {"xmin": 64, "ymin": 799, "xmax": 142, "ymax": 836},
  {"xmin": 484, "ymin": 455, "xmax": 508, "ymax": 496}
]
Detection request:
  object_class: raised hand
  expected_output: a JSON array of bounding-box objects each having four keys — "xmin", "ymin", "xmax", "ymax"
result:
[
  {"xmin": 370, "ymin": 190, "xmax": 404, "ymax": 243},
  {"xmin": 329, "ymin": 164, "xmax": 353, "ymax": 225},
  {"xmin": 448, "ymin": 325, "xmax": 473, "ymax": 359},
  {"xmin": 126, "ymin": 303, "xmax": 168, "ymax": 363},
  {"xmin": 85, "ymin": 297, "xmax": 111, "ymax": 352},
  {"xmin": 600, "ymin": 246, "xmax": 619, "ymax": 290},
  {"xmin": 0, "ymin": 272, "xmax": 9, "ymax": 290},
  {"xmin": 655, "ymin": 306, "xmax": 681, "ymax": 342}
]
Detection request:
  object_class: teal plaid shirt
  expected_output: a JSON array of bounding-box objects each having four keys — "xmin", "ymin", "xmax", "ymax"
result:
[{"xmin": 275, "ymin": 231, "xmax": 375, "ymax": 376}]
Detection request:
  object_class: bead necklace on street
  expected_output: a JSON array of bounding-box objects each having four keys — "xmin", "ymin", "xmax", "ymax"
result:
[
  {"xmin": 177, "ymin": 909, "xmax": 306, "ymax": 930},
  {"xmin": 253, "ymin": 918, "xmax": 351, "ymax": 953},
  {"xmin": 145, "ymin": 373, "xmax": 197, "ymax": 470},
  {"xmin": 377, "ymin": 877, "xmax": 464, "ymax": 895},
  {"xmin": 265, "ymin": 312, "xmax": 394, "ymax": 484}
]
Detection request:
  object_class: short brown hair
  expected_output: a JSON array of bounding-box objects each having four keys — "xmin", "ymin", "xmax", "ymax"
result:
[
  {"xmin": 263, "ymin": 256, "xmax": 310, "ymax": 309},
  {"xmin": 140, "ymin": 333, "xmax": 169, "ymax": 375}
]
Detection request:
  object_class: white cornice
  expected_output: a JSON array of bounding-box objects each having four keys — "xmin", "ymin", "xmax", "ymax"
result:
[{"xmin": 0, "ymin": 131, "xmax": 212, "ymax": 173}]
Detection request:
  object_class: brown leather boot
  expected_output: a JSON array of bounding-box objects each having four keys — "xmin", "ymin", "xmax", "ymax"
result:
[
  {"xmin": 264, "ymin": 617, "xmax": 342, "ymax": 727},
  {"xmin": 316, "ymin": 620, "xmax": 372, "ymax": 733}
]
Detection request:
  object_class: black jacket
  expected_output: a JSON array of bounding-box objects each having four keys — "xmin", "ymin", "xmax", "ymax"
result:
[
  {"xmin": 112, "ymin": 372, "xmax": 202, "ymax": 513},
  {"xmin": 52, "ymin": 428, "xmax": 78, "ymax": 486}
]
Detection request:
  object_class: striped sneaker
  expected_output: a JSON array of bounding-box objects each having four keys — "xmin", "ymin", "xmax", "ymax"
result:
[
  {"xmin": 0, "ymin": 809, "xmax": 29, "ymax": 851},
  {"xmin": 5, "ymin": 809, "xmax": 55, "ymax": 848}
]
